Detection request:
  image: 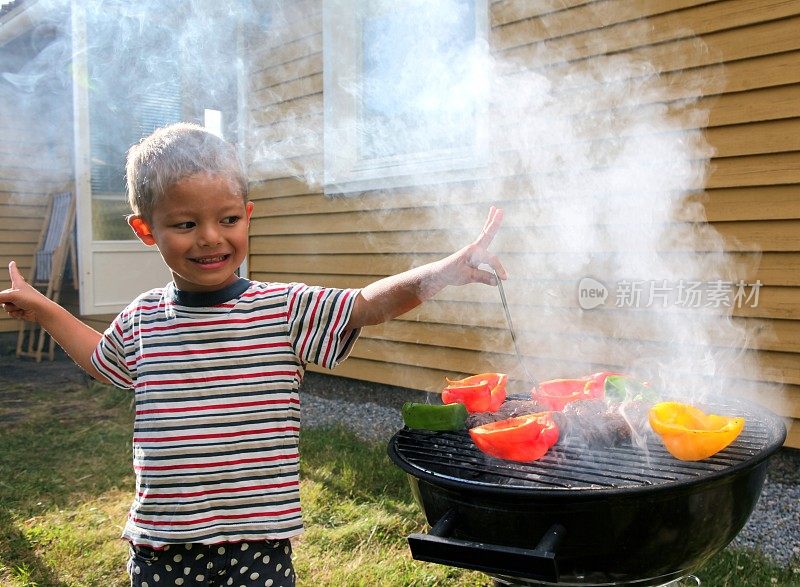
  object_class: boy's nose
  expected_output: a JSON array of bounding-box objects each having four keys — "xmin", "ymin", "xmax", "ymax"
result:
[{"xmin": 198, "ymin": 225, "xmax": 222, "ymax": 246}]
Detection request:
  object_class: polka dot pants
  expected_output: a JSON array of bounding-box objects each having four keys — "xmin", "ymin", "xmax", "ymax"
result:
[{"xmin": 127, "ymin": 539, "xmax": 295, "ymax": 587}]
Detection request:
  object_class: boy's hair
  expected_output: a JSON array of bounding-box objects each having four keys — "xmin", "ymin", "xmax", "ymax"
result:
[{"xmin": 126, "ymin": 122, "xmax": 247, "ymax": 222}]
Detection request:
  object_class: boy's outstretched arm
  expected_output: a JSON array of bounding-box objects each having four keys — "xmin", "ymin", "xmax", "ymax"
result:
[
  {"xmin": 346, "ymin": 206, "xmax": 507, "ymax": 329},
  {"xmin": 0, "ymin": 261, "xmax": 110, "ymax": 383}
]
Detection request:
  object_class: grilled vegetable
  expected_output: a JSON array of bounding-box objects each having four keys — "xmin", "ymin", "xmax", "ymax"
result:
[
  {"xmin": 583, "ymin": 371, "xmax": 624, "ymax": 400},
  {"xmin": 531, "ymin": 378, "xmax": 593, "ymax": 411},
  {"xmin": 649, "ymin": 401, "xmax": 745, "ymax": 461},
  {"xmin": 402, "ymin": 401, "xmax": 468, "ymax": 431},
  {"xmin": 604, "ymin": 375, "xmax": 658, "ymax": 404},
  {"xmin": 469, "ymin": 412, "xmax": 559, "ymax": 462},
  {"xmin": 442, "ymin": 373, "xmax": 507, "ymax": 413}
]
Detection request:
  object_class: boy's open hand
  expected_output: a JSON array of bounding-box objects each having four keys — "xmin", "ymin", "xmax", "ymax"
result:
[
  {"xmin": 0, "ymin": 261, "xmax": 40, "ymax": 321},
  {"xmin": 344, "ymin": 206, "xmax": 509, "ymax": 329},
  {"xmin": 443, "ymin": 206, "xmax": 507, "ymax": 287}
]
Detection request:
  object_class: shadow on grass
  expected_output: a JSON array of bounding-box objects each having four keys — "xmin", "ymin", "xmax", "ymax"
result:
[
  {"xmin": 0, "ymin": 382, "xmax": 133, "ymax": 585},
  {"xmin": 0, "ymin": 397, "xmax": 133, "ymax": 511},
  {"xmin": 0, "ymin": 508, "xmax": 68, "ymax": 587},
  {"xmin": 299, "ymin": 425, "xmax": 418, "ymax": 515}
]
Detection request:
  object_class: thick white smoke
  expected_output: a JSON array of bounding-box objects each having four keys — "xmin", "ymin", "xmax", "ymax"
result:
[
  {"xmin": 1, "ymin": 0, "xmax": 771, "ymax": 404},
  {"xmin": 270, "ymin": 0, "xmax": 763, "ymax": 402}
]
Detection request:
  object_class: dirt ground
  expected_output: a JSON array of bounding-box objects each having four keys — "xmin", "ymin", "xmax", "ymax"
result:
[{"xmin": 0, "ymin": 333, "xmax": 93, "ymax": 427}]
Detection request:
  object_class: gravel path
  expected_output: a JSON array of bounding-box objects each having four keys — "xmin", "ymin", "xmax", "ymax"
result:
[{"xmin": 299, "ymin": 371, "xmax": 800, "ymax": 568}]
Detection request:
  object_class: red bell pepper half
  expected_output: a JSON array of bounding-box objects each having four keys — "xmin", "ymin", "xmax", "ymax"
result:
[
  {"xmin": 442, "ymin": 373, "xmax": 507, "ymax": 413},
  {"xmin": 469, "ymin": 412, "xmax": 560, "ymax": 462},
  {"xmin": 531, "ymin": 378, "xmax": 592, "ymax": 411}
]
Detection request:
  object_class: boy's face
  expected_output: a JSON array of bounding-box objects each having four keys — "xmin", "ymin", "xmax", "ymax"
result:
[{"xmin": 128, "ymin": 173, "xmax": 254, "ymax": 292}]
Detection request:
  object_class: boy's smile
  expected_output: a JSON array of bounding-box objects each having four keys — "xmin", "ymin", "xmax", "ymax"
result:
[{"xmin": 129, "ymin": 173, "xmax": 254, "ymax": 292}]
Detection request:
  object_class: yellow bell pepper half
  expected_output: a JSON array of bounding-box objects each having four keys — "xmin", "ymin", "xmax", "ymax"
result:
[{"xmin": 648, "ymin": 401, "xmax": 745, "ymax": 461}]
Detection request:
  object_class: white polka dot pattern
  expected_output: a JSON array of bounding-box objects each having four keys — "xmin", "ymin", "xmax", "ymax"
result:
[{"xmin": 127, "ymin": 540, "xmax": 294, "ymax": 586}]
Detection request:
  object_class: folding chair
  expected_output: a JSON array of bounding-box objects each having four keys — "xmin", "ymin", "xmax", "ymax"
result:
[{"xmin": 16, "ymin": 191, "xmax": 77, "ymax": 362}]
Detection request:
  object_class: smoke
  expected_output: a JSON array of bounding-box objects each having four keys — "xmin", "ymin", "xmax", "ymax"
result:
[
  {"xmin": 0, "ymin": 0, "xmax": 771, "ymax": 402},
  {"xmin": 0, "ymin": 1, "xmax": 70, "ymax": 186},
  {"xmin": 262, "ymin": 0, "xmax": 762, "ymax": 402}
]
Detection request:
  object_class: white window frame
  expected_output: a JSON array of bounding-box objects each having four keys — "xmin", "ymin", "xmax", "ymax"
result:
[{"xmin": 322, "ymin": 0, "xmax": 489, "ymax": 194}]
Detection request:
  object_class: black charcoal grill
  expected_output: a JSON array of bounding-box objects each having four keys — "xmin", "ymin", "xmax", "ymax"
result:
[{"xmin": 388, "ymin": 397, "xmax": 786, "ymax": 586}]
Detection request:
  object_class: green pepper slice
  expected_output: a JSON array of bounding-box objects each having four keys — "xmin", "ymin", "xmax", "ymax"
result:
[
  {"xmin": 605, "ymin": 375, "xmax": 660, "ymax": 404},
  {"xmin": 402, "ymin": 402, "xmax": 468, "ymax": 431}
]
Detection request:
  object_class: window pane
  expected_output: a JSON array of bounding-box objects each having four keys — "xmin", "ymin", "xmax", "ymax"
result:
[
  {"xmin": 86, "ymin": 3, "xmax": 182, "ymax": 240},
  {"xmin": 359, "ymin": 0, "xmax": 477, "ymax": 160}
]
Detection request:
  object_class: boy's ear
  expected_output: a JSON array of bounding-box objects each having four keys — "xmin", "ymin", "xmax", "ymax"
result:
[
  {"xmin": 246, "ymin": 201, "xmax": 254, "ymax": 222},
  {"xmin": 127, "ymin": 215, "xmax": 156, "ymax": 246}
]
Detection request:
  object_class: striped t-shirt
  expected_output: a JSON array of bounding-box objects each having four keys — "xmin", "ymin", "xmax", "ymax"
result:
[{"xmin": 90, "ymin": 278, "xmax": 360, "ymax": 547}]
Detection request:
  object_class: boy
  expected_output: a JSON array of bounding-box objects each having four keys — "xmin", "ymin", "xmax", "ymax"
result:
[{"xmin": 0, "ymin": 123, "xmax": 506, "ymax": 586}]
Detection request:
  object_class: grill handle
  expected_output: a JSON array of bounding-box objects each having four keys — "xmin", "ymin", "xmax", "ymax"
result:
[{"xmin": 408, "ymin": 509, "xmax": 565, "ymax": 582}]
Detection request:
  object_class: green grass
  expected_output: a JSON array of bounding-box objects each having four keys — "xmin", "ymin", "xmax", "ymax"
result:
[{"xmin": 0, "ymin": 380, "xmax": 797, "ymax": 586}]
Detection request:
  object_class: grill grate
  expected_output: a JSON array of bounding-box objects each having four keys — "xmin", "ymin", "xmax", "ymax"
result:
[{"xmin": 391, "ymin": 400, "xmax": 782, "ymax": 496}]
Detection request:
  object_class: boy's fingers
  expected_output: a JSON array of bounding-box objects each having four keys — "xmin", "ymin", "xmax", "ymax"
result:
[
  {"xmin": 479, "ymin": 205, "xmax": 497, "ymax": 233},
  {"xmin": 474, "ymin": 207, "xmax": 504, "ymax": 249},
  {"xmin": 493, "ymin": 261, "xmax": 508, "ymax": 282},
  {"xmin": 482, "ymin": 253, "xmax": 508, "ymax": 281},
  {"xmin": 474, "ymin": 254, "xmax": 508, "ymax": 282},
  {"xmin": 469, "ymin": 267, "xmax": 497, "ymax": 286},
  {"xmin": 8, "ymin": 261, "xmax": 25, "ymax": 287}
]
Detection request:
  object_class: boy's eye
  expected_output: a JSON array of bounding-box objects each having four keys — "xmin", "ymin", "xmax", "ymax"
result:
[
  {"xmin": 174, "ymin": 221, "xmax": 196, "ymax": 229},
  {"xmin": 221, "ymin": 216, "xmax": 240, "ymax": 225}
]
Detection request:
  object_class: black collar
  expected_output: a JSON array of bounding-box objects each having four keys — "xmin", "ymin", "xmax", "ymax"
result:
[{"xmin": 170, "ymin": 277, "xmax": 251, "ymax": 307}]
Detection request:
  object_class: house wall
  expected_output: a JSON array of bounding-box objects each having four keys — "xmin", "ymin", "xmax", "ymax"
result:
[{"xmin": 244, "ymin": 0, "xmax": 800, "ymax": 447}]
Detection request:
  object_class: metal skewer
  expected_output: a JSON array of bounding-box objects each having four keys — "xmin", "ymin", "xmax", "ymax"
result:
[{"xmin": 492, "ymin": 268, "xmax": 538, "ymax": 388}]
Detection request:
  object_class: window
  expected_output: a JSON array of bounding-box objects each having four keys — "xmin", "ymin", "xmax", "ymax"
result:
[
  {"xmin": 86, "ymin": 4, "xmax": 183, "ymax": 240},
  {"xmin": 84, "ymin": 3, "xmax": 239, "ymax": 240},
  {"xmin": 323, "ymin": 0, "xmax": 488, "ymax": 193}
]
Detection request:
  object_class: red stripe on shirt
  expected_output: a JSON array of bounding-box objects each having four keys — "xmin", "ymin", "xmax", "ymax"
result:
[
  {"xmin": 135, "ymin": 452, "xmax": 299, "ymax": 472},
  {"xmin": 227, "ymin": 286, "xmax": 286, "ymax": 303},
  {"xmin": 322, "ymin": 289, "xmax": 354, "ymax": 367},
  {"xmin": 138, "ymin": 480, "xmax": 298, "ymax": 499},
  {"xmin": 138, "ymin": 341, "xmax": 291, "ymax": 360},
  {"xmin": 144, "ymin": 369, "xmax": 297, "ymax": 387},
  {"xmin": 92, "ymin": 348, "xmax": 131, "ymax": 387},
  {"xmin": 131, "ymin": 507, "xmax": 302, "ymax": 527},
  {"xmin": 297, "ymin": 294, "xmax": 323, "ymax": 359},
  {"xmin": 244, "ymin": 286, "xmax": 286, "ymax": 298},
  {"xmin": 129, "ymin": 313, "xmax": 288, "ymax": 337},
  {"xmin": 136, "ymin": 397, "xmax": 299, "ymax": 416},
  {"xmin": 133, "ymin": 425, "xmax": 300, "ymax": 444}
]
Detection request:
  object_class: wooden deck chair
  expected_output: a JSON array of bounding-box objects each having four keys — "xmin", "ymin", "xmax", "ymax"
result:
[{"xmin": 16, "ymin": 191, "xmax": 77, "ymax": 362}]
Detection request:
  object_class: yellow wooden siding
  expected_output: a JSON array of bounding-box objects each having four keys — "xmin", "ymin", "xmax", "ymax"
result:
[{"xmin": 247, "ymin": 0, "xmax": 800, "ymax": 446}]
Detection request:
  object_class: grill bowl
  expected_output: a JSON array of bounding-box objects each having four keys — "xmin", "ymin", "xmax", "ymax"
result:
[{"xmin": 388, "ymin": 397, "xmax": 786, "ymax": 586}]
